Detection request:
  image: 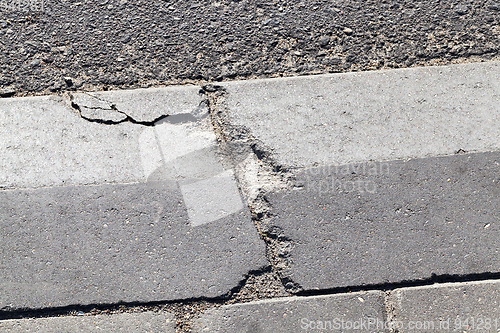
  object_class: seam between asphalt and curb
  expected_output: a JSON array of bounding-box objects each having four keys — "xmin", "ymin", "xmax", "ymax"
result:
[{"xmin": 3, "ymin": 55, "xmax": 500, "ymax": 98}]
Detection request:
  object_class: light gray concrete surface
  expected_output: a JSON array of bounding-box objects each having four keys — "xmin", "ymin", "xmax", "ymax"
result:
[
  {"xmin": 0, "ymin": 95, "xmax": 143, "ymax": 189},
  {"xmin": 0, "ymin": 311, "xmax": 174, "ymax": 332},
  {"xmin": 391, "ymin": 280, "xmax": 500, "ymax": 332},
  {"xmin": 266, "ymin": 152, "xmax": 500, "ymax": 290},
  {"xmin": 222, "ymin": 61, "xmax": 500, "ymax": 169},
  {"xmin": 0, "ymin": 87, "xmax": 208, "ymax": 189},
  {"xmin": 193, "ymin": 292, "xmax": 387, "ymax": 332},
  {"xmin": 0, "ymin": 182, "xmax": 266, "ymax": 309}
]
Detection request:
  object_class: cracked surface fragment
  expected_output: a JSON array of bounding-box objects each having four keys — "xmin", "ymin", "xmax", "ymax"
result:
[
  {"xmin": 70, "ymin": 92, "xmax": 168, "ymax": 126},
  {"xmin": 69, "ymin": 88, "xmax": 209, "ymax": 126},
  {"xmin": 70, "ymin": 93, "xmax": 128, "ymax": 124}
]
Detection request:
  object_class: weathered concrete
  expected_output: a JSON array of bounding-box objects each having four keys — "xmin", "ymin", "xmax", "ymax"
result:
[
  {"xmin": 391, "ymin": 280, "xmax": 500, "ymax": 332},
  {"xmin": 0, "ymin": 182, "xmax": 265, "ymax": 310},
  {"xmin": 218, "ymin": 62, "xmax": 500, "ymax": 292},
  {"xmin": 0, "ymin": 312, "xmax": 174, "ymax": 333},
  {"xmin": 0, "ymin": 88, "xmax": 267, "ymax": 310},
  {"xmin": 194, "ymin": 292, "xmax": 387, "ymax": 332},
  {"xmin": 264, "ymin": 152, "xmax": 500, "ymax": 290},
  {"xmin": 0, "ymin": 87, "xmax": 209, "ymax": 189},
  {"xmin": 222, "ymin": 61, "xmax": 500, "ymax": 169},
  {"xmin": 0, "ymin": 95, "xmax": 143, "ymax": 189}
]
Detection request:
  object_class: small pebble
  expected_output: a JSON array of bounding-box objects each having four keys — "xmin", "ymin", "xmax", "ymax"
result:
[
  {"xmin": 0, "ymin": 87, "xmax": 16, "ymax": 98},
  {"xmin": 318, "ymin": 35, "xmax": 330, "ymax": 47},
  {"xmin": 29, "ymin": 59, "xmax": 41, "ymax": 67},
  {"xmin": 120, "ymin": 34, "xmax": 131, "ymax": 43},
  {"xmin": 488, "ymin": 0, "xmax": 500, "ymax": 10},
  {"xmin": 343, "ymin": 27, "xmax": 353, "ymax": 35}
]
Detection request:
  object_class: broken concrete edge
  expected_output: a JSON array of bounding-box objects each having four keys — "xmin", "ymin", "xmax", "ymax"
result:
[
  {"xmin": 200, "ymin": 78, "xmax": 500, "ymax": 296},
  {"xmin": 66, "ymin": 84, "xmax": 287, "ymax": 311},
  {"xmin": 1, "ymin": 83, "xmax": 296, "ymax": 297},
  {"xmin": 200, "ymin": 84, "xmax": 306, "ymax": 295}
]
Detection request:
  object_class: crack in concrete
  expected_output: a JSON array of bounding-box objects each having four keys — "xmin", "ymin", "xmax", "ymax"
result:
[
  {"xmin": 201, "ymin": 84, "xmax": 304, "ymax": 294},
  {"xmin": 170, "ymin": 268, "xmax": 289, "ymax": 332},
  {"xmin": 69, "ymin": 92, "xmax": 169, "ymax": 126}
]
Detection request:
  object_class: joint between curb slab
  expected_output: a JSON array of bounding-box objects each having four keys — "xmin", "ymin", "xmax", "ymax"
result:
[
  {"xmin": 3, "ymin": 274, "xmax": 500, "ymax": 331},
  {"xmin": 384, "ymin": 291, "xmax": 398, "ymax": 333},
  {"xmin": 0, "ymin": 268, "xmax": 285, "ymax": 333},
  {"xmin": 201, "ymin": 84, "xmax": 304, "ymax": 295}
]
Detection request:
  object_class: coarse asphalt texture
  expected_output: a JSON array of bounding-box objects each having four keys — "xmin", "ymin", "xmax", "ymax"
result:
[{"xmin": 1, "ymin": 0, "xmax": 500, "ymax": 95}]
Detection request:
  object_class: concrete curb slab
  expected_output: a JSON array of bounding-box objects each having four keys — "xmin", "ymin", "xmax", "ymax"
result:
[
  {"xmin": 391, "ymin": 280, "xmax": 500, "ymax": 332},
  {"xmin": 264, "ymin": 151, "xmax": 500, "ymax": 290},
  {"xmin": 0, "ymin": 86, "xmax": 208, "ymax": 189},
  {"xmin": 0, "ymin": 312, "xmax": 174, "ymax": 333},
  {"xmin": 221, "ymin": 61, "xmax": 500, "ymax": 169},
  {"xmin": 0, "ymin": 87, "xmax": 267, "ymax": 310},
  {"xmin": 193, "ymin": 292, "xmax": 387, "ymax": 333}
]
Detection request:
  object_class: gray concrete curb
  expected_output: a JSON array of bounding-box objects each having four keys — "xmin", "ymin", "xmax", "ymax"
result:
[
  {"xmin": 391, "ymin": 279, "xmax": 500, "ymax": 332},
  {"xmin": 0, "ymin": 312, "xmax": 175, "ymax": 333},
  {"xmin": 2, "ymin": 61, "xmax": 500, "ymax": 331},
  {"xmin": 193, "ymin": 292, "xmax": 387, "ymax": 333}
]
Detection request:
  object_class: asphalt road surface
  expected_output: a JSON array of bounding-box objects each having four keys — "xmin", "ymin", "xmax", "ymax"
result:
[{"xmin": 1, "ymin": 0, "xmax": 500, "ymax": 95}]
